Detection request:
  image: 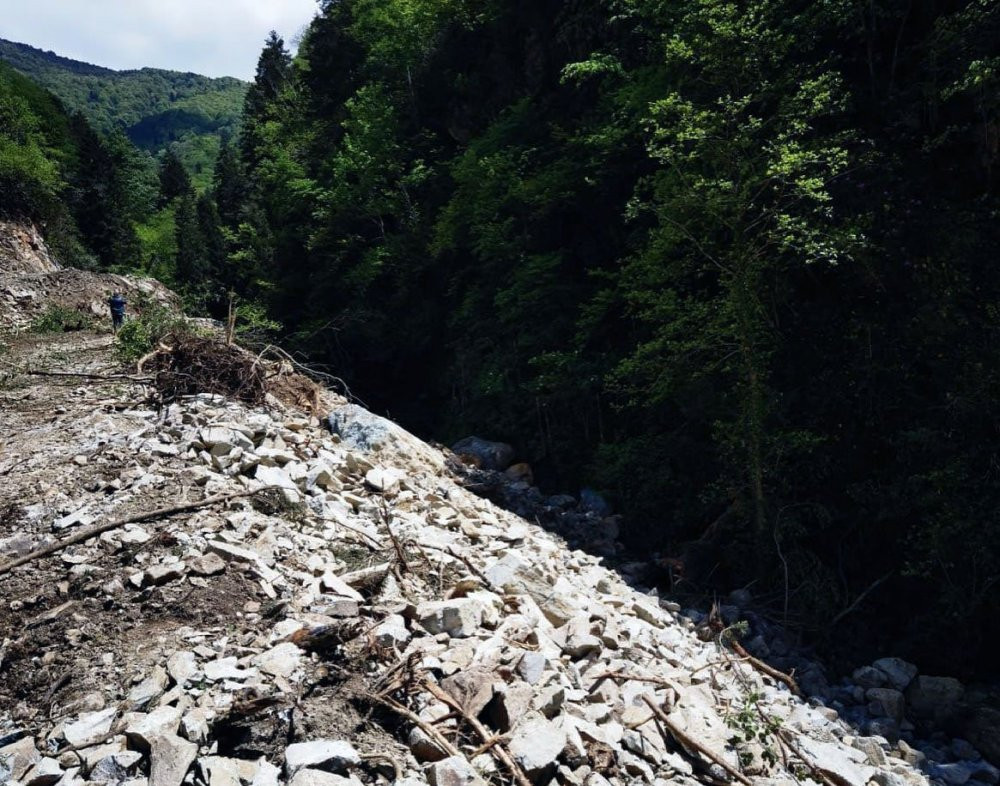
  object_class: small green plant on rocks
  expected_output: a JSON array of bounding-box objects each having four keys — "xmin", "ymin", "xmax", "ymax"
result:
[
  {"xmin": 251, "ymin": 488, "xmax": 309, "ymax": 523},
  {"xmin": 30, "ymin": 305, "xmax": 93, "ymax": 334},
  {"xmin": 726, "ymin": 690, "xmax": 782, "ymax": 769}
]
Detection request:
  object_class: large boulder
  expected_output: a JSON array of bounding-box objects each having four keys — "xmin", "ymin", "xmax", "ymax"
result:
[
  {"xmin": 326, "ymin": 405, "xmax": 444, "ymax": 472},
  {"xmin": 451, "ymin": 437, "xmax": 515, "ymax": 471},
  {"xmin": 964, "ymin": 707, "xmax": 1000, "ymax": 765},
  {"xmin": 872, "ymin": 657, "xmax": 918, "ymax": 691},
  {"xmin": 905, "ymin": 676, "xmax": 965, "ymax": 725},
  {"xmin": 579, "ymin": 488, "xmax": 612, "ymax": 516}
]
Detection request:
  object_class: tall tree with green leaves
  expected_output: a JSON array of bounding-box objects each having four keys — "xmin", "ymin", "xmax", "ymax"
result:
[{"xmin": 611, "ymin": 0, "xmax": 858, "ymax": 551}]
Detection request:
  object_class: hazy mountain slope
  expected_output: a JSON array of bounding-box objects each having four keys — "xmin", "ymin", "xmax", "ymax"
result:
[{"xmin": 0, "ymin": 38, "xmax": 247, "ymax": 188}]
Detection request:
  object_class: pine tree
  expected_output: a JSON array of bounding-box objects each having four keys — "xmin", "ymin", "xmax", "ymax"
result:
[
  {"xmin": 212, "ymin": 140, "xmax": 245, "ymax": 228},
  {"xmin": 241, "ymin": 31, "xmax": 292, "ymax": 166},
  {"xmin": 196, "ymin": 193, "xmax": 228, "ymax": 306},
  {"xmin": 66, "ymin": 112, "xmax": 141, "ymax": 269},
  {"xmin": 174, "ymin": 190, "xmax": 206, "ymax": 300},
  {"xmin": 158, "ymin": 148, "xmax": 192, "ymax": 205}
]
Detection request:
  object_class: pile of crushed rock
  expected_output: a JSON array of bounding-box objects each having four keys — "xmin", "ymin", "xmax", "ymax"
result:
[{"xmin": 2, "ymin": 328, "xmax": 990, "ymax": 786}]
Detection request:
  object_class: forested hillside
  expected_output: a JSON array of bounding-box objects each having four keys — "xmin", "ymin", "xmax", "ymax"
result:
[
  {"xmin": 0, "ymin": 38, "xmax": 246, "ymax": 189},
  {"xmin": 0, "ymin": 60, "xmax": 147, "ymax": 268},
  {"xmin": 169, "ymin": 0, "xmax": 1000, "ymax": 678}
]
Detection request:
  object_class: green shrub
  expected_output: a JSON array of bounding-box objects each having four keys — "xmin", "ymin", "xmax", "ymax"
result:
[
  {"xmin": 114, "ymin": 317, "xmax": 153, "ymax": 363},
  {"xmin": 30, "ymin": 305, "xmax": 93, "ymax": 333},
  {"xmin": 114, "ymin": 298, "xmax": 189, "ymax": 363}
]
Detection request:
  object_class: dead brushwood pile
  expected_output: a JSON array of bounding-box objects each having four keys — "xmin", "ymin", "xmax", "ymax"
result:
[{"xmin": 140, "ymin": 333, "xmax": 329, "ymax": 413}]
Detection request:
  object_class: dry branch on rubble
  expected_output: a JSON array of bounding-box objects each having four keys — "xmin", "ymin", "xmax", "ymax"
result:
[{"xmin": 0, "ymin": 489, "xmax": 269, "ymax": 578}]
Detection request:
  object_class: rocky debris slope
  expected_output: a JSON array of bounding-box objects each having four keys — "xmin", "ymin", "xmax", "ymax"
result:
[
  {"xmin": 0, "ymin": 330, "xmax": 992, "ymax": 786},
  {"xmin": 0, "ymin": 221, "xmax": 57, "ymax": 275},
  {"xmin": 0, "ymin": 221, "xmax": 177, "ymax": 331}
]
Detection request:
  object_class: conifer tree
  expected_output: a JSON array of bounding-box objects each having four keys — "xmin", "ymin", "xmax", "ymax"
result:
[
  {"xmin": 158, "ymin": 148, "xmax": 192, "ymax": 205},
  {"xmin": 66, "ymin": 113, "xmax": 141, "ymax": 269},
  {"xmin": 241, "ymin": 31, "xmax": 292, "ymax": 166},
  {"xmin": 174, "ymin": 189, "xmax": 206, "ymax": 297},
  {"xmin": 196, "ymin": 193, "xmax": 227, "ymax": 303},
  {"xmin": 212, "ymin": 140, "xmax": 245, "ymax": 228}
]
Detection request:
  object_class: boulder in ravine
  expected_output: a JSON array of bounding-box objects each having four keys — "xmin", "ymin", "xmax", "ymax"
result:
[
  {"xmin": 504, "ymin": 463, "xmax": 534, "ymax": 485},
  {"xmin": 964, "ymin": 707, "xmax": 1000, "ymax": 765},
  {"xmin": 872, "ymin": 657, "xmax": 918, "ymax": 691},
  {"xmin": 579, "ymin": 488, "xmax": 612, "ymax": 516},
  {"xmin": 906, "ymin": 676, "xmax": 965, "ymax": 725},
  {"xmin": 451, "ymin": 437, "xmax": 515, "ymax": 471},
  {"xmin": 866, "ymin": 687, "xmax": 905, "ymax": 722},
  {"xmin": 326, "ymin": 404, "xmax": 445, "ymax": 471},
  {"xmin": 852, "ymin": 665, "xmax": 887, "ymax": 690}
]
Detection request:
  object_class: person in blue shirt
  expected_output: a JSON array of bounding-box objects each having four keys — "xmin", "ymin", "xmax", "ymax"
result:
[{"xmin": 109, "ymin": 293, "xmax": 126, "ymax": 334}]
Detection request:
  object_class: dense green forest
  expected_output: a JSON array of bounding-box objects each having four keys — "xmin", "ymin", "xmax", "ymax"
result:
[
  {"xmin": 188, "ymin": 0, "xmax": 998, "ymax": 677},
  {"xmin": 0, "ymin": 57, "xmax": 226, "ymax": 285},
  {"xmin": 0, "ymin": 60, "xmax": 149, "ymax": 268},
  {"xmin": 3, "ymin": 0, "xmax": 1000, "ymax": 679},
  {"xmin": 0, "ymin": 39, "xmax": 247, "ymax": 190}
]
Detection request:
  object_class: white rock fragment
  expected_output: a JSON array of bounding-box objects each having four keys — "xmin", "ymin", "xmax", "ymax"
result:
[
  {"xmin": 253, "ymin": 642, "xmax": 303, "ymax": 679},
  {"xmin": 284, "ymin": 741, "xmax": 360, "ymax": 775},
  {"xmin": 23, "ymin": 757, "xmax": 64, "ymax": 786},
  {"xmin": 364, "ymin": 467, "xmax": 404, "ymax": 494},
  {"xmin": 426, "ymin": 756, "xmax": 487, "ymax": 786},
  {"xmin": 125, "ymin": 706, "xmax": 183, "ymax": 749},
  {"xmin": 128, "ymin": 666, "xmax": 169, "ymax": 709},
  {"xmin": 507, "ymin": 715, "xmax": 567, "ymax": 783},
  {"xmin": 287, "ymin": 771, "xmax": 356, "ymax": 786},
  {"xmin": 0, "ymin": 736, "xmax": 41, "ymax": 780},
  {"xmin": 63, "ymin": 707, "xmax": 118, "ymax": 747},
  {"xmin": 417, "ymin": 598, "xmax": 484, "ymax": 638},
  {"xmin": 166, "ymin": 651, "xmax": 198, "ymax": 685},
  {"xmin": 203, "ymin": 657, "xmax": 257, "ymax": 682},
  {"xmin": 148, "ymin": 733, "xmax": 198, "ymax": 786}
]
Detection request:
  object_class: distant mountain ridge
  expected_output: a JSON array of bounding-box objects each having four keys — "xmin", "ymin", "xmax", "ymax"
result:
[{"xmin": 0, "ymin": 38, "xmax": 247, "ymax": 188}]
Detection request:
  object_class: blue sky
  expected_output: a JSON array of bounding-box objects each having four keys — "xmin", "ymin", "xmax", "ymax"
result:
[{"xmin": 0, "ymin": 0, "xmax": 319, "ymax": 79}]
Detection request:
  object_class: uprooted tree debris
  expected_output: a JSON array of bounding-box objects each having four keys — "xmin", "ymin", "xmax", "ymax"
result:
[{"xmin": 137, "ymin": 333, "xmax": 331, "ymax": 413}]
